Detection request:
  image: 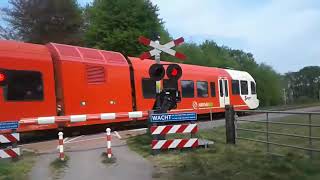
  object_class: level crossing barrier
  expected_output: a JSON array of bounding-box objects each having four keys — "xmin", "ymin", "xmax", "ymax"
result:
[
  {"xmin": 18, "ymin": 109, "xmax": 197, "ymax": 126},
  {"xmin": 19, "ymin": 111, "xmax": 148, "ymax": 125}
]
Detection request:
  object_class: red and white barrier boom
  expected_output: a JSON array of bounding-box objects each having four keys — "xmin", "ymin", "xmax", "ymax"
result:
[
  {"xmin": 19, "ymin": 111, "xmax": 148, "ymax": 125},
  {"xmin": 0, "ymin": 122, "xmax": 21, "ymax": 159}
]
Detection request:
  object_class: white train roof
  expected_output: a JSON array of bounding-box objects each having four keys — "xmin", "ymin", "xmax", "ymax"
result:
[{"xmin": 225, "ymin": 69, "xmax": 255, "ymax": 82}]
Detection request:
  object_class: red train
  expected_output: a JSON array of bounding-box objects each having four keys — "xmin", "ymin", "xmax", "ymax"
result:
[{"xmin": 0, "ymin": 40, "xmax": 259, "ymax": 132}]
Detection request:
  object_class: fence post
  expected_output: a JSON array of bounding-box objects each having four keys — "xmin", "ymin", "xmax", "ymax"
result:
[
  {"xmin": 225, "ymin": 105, "xmax": 236, "ymax": 144},
  {"xmin": 266, "ymin": 113, "xmax": 270, "ymax": 153},
  {"xmin": 308, "ymin": 114, "xmax": 313, "ymax": 158},
  {"xmin": 58, "ymin": 132, "xmax": 64, "ymax": 161}
]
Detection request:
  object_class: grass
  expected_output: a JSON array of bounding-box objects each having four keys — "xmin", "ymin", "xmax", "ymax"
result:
[
  {"xmin": 49, "ymin": 155, "xmax": 69, "ymax": 179},
  {"xmin": 50, "ymin": 156, "xmax": 69, "ymax": 169},
  {"xmin": 101, "ymin": 152, "xmax": 117, "ymax": 165},
  {"xmin": 259, "ymin": 102, "xmax": 320, "ymax": 111},
  {"xmin": 127, "ymin": 115, "xmax": 320, "ymax": 180},
  {"xmin": 0, "ymin": 152, "xmax": 36, "ymax": 180}
]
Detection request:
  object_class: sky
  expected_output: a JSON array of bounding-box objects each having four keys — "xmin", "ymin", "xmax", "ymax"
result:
[{"xmin": 1, "ymin": 0, "xmax": 320, "ymax": 74}]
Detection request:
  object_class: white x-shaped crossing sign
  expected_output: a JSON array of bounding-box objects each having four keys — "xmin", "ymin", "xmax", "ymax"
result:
[{"xmin": 138, "ymin": 36, "xmax": 186, "ymax": 60}]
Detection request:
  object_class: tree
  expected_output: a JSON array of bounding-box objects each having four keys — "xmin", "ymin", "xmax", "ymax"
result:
[
  {"xmin": 84, "ymin": 0, "xmax": 167, "ymax": 56},
  {"xmin": 163, "ymin": 40, "xmax": 282, "ymax": 106},
  {"xmin": 1, "ymin": 0, "xmax": 83, "ymax": 44},
  {"xmin": 284, "ymin": 66, "xmax": 320, "ymax": 103}
]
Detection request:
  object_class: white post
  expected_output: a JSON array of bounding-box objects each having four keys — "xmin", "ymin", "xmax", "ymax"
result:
[
  {"xmin": 106, "ymin": 128, "xmax": 112, "ymax": 158},
  {"xmin": 58, "ymin": 132, "xmax": 64, "ymax": 161},
  {"xmin": 283, "ymin": 88, "xmax": 287, "ymax": 105},
  {"xmin": 155, "ymin": 38, "xmax": 162, "ymax": 94}
]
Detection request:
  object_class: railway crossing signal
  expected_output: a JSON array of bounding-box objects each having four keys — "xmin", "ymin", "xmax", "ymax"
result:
[
  {"xmin": 138, "ymin": 36, "xmax": 186, "ymax": 60},
  {"xmin": 148, "ymin": 63, "xmax": 182, "ymax": 82},
  {"xmin": 149, "ymin": 63, "xmax": 183, "ymax": 112},
  {"xmin": 138, "ymin": 35, "xmax": 186, "ymax": 113}
]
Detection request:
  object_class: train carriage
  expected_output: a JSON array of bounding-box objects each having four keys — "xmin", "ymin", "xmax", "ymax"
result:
[{"xmin": 0, "ymin": 40, "xmax": 259, "ymax": 132}]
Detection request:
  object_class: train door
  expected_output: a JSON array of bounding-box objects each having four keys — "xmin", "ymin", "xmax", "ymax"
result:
[{"xmin": 218, "ymin": 77, "xmax": 230, "ymax": 108}]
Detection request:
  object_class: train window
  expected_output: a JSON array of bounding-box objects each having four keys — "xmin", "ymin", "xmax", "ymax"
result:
[
  {"xmin": 251, "ymin": 81, "xmax": 256, "ymax": 94},
  {"xmin": 219, "ymin": 80, "xmax": 223, "ymax": 97},
  {"xmin": 197, "ymin": 81, "xmax": 208, "ymax": 98},
  {"xmin": 163, "ymin": 79, "xmax": 178, "ymax": 90},
  {"xmin": 240, "ymin": 80, "xmax": 248, "ymax": 95},
  {"xmin": 224, "ymin": 80, "xmax": 229, "ymax": 97},
  {"xmin": 4, "ymin": 70, "xmax": 44, "ymax": 101},
  {"xmin": 210, "ymin": 82, "xmax": 216, "ymax": 97},
  {"xmin": 232, "ymin": 80, "xmax": 240, "ymax": 95},
  {"xmin": 181, "ymin": 80, "xmax": 194, "ymax": 98},
  {"xmin": 142, "ymin": 78, "xmax": 156, "ymax": 98}
]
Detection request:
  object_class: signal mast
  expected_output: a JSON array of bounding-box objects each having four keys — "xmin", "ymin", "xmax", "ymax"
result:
[{"xmin": 138, "ymin": 35, "xmax": 186, "ymax": 113}]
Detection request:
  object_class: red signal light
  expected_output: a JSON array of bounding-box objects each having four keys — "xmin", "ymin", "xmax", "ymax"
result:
[
  {"xmin": 166, "ymin": 64, "xmax": 182, "ymax": 80},
  {"xmin": 0, "ymin": 73, "xmax": 5, "ymax": 82},
  {"xmin": 171, "ymin": 68, "xmax": 178, "ymax": 76}
]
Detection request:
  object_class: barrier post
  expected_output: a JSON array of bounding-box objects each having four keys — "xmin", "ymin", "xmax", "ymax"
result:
[
  {"xmin": 225, "ymin": 105, "xmax": 236, "ymax": 144},
  {"xmin": 106, "ymin": 128, "xmax": 112, "ymax": 158},
  {"xmin": 58, "ymin": 132, "xmax": 65, "ymax": 161}
]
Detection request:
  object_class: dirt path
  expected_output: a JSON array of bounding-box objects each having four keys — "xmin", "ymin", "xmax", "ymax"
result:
[{"xmin": 29, "ymin": 133, "xmax": 155, "ymax": 180}]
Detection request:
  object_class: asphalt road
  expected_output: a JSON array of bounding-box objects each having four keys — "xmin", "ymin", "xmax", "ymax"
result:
[
  {"xmin": 29, "ymin": 130, "xmax": 154, "ymax": 180},
  {"xmin": 26, "ymin": 105, "xmax": 320, "ymax": 180}
]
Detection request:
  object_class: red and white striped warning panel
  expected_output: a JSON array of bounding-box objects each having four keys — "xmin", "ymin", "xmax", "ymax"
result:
[
  {"xmin": 150, "ymin": 124, "xmax": 198, "ymax": 135},
  {"xmin": 0, "ymin": 148, "xmax": 20, "ymax": 159},
  {"xmin": 138, "ymin": 36, "xmax": 186, "ymax": 60},
  {"xmin": 19, "ymin": 111, "xmax": 148, "ymax": 125},
  {"xmin": 0, "ymin": 133, "xmax": 20, "ymax": 144},
  {"xmin": 151, "ymin": 138, "xmax": 199, "ymax": 150}
]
